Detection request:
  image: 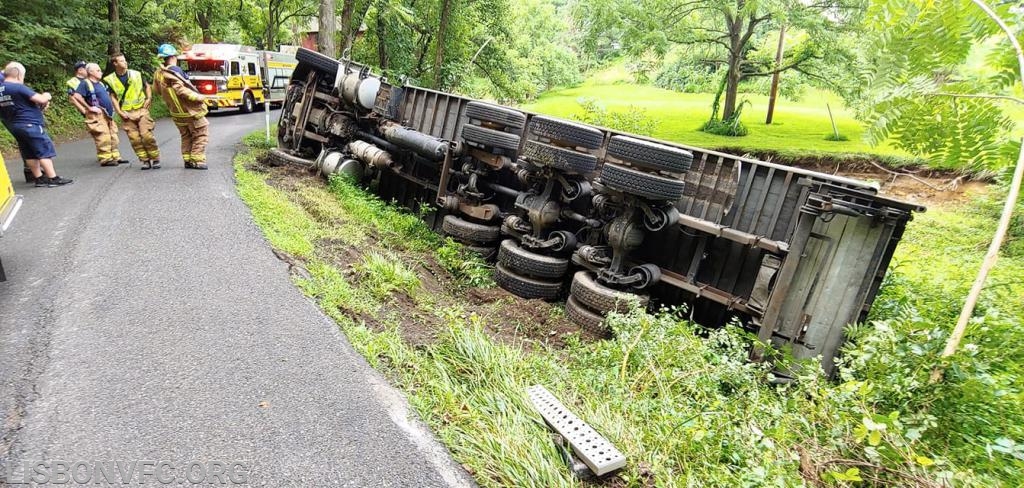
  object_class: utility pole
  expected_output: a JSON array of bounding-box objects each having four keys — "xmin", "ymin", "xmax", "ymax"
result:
[{"xmin": 765, "ymin": 25, "xmax": 785, "ymax": 125}]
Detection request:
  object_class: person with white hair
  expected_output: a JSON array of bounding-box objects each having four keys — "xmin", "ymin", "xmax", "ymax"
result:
[
  {"xmin": 73, "ymin": 62, "xmax": 127, "ymax": 166},
  {"xmin": 0, "ymin": 62, "xmax": 73, "ymax": 187}
]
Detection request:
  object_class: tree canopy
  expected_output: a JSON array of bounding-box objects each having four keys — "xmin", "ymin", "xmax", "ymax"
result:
[{"xmin": 850, "ymin": 0, "xmax": 1022, "ymax": 172}]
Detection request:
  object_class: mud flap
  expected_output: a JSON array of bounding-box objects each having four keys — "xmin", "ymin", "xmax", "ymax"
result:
[{"xmin": 748, "ymin": 254, "xmax": 782, "ymax": 313}]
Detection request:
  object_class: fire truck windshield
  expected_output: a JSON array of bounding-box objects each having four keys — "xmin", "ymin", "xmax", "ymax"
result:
[{"xmin": 182, "ymin": 60, "xmax": 226, "ymax": 76}]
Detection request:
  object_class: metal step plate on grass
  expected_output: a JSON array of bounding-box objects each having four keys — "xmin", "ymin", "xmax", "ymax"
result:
[{"xmin": 526, "ymin": 385, "xmax": 626, "ymax": 476}]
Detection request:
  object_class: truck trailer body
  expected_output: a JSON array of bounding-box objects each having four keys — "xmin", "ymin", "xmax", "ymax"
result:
[{"xmin": 274, "ymin": 49, "xmax": 925, "ymax": 374}]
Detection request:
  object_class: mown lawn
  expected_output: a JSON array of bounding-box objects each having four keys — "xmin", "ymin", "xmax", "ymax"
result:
[{"xmin": 520, "ymin": 64, "xmax": 911, "ymax": 157}]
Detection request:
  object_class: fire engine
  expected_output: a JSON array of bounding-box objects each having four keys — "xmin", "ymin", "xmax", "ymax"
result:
[{"xmin": 182, "ymin": 44, "xmax": 297, "ymax": 113}]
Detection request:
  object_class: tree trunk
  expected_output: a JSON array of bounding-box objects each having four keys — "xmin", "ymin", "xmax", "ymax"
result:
[
  {"xmin": 432, "ymin": 0, "xmax": 453, "ymax": 88},
  {"xmin": 376, "ymin": 4, "xmax": 388, "ymax": 70},
  {"xmin": 108, "ymin": 0, "xmax": 121, "ymax": 56},
  {"xmin": 765, "ymin": 25, "xmax": 786, "ymax": 124},
  {"xmin": 198, "ymin": 9, "xmax": 214, "ymax": 43},
  {"xmin": 340, "ymin": 0, "xmax": 357, "ymax": 56},
  {"xmin": 722, "ymin": 21, "xmax": 742, "ymax": 119},
  {"xmin": 319, "ymin": 0, "xmax": 337, "ymax": 57}
]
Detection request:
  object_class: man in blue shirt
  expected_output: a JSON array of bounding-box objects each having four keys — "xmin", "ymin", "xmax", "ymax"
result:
[
  {"xmin": 77, "ymin": 63, "xmax": 126, "ymax": 166},
  {"xmin": 0, "ymin": 62, "xmax": 73, "ymax": 187}
]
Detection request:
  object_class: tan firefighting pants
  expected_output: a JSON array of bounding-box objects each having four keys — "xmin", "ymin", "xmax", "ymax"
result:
[
  {"xmin": 174, "ymin": 116, "xmax": 209, "ymax": 165},
  {"xmin": 85, "ymin": 113, "xmax": 121, "ymax": 164},
  {"xmin": 121, "ymin": 108, "xmax": 160, "ymax": 162}
]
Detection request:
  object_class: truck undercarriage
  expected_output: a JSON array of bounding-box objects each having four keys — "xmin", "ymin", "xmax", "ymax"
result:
[{"xmin": 274, "ymin": 48, "xmax": 925, "ymax": 375}]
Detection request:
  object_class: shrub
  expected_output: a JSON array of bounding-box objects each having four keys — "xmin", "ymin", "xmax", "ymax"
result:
[{"xmin": 572, "ymin": 97, "xmax": 659, "ymax": 136}]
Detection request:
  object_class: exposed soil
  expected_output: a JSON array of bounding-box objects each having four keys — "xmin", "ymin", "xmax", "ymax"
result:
[
  {"xmin": 717, "ymin": 148, "xmax": 991, "ymax": 208},
  {"xmin": 250, "ymin": 154, "xmax": 585, "ymax": 351}
]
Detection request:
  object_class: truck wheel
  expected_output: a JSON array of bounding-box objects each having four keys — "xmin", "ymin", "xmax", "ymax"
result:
[
  {"xmin": 295, "ymin": 48, "xmax": 340, "ymax": 78},
  {"xmin": 570, "ymin": 271, "xmax": 649, "ymax": 314},
  {"xmin": 497, "ymin": 239, "xmax": 569, "ymax": 279},
  {"xmin": 241, "ymin": 92, "xmax": 255, "ymax": 113},
  {"xmin": 465, "ymin": 101, "xmax": 526, "ymax": 130},
  {"xmin": 442, "ymin": 214, "xmax": 501, "ymax": 243},
  {"xmin": 565, "ymin": 296, "xmax": 608, "ymax": 337},
  {"xmin": 599, "ymin": 163, "xmax": 686, "ymax": 202},
  {"xmin": 528, "ymin": 116, "xmax": 604, "ymax": 150},
  {"xmin": 266, "ymin": 148, "xmax": 315, "ymax": 168},
  {"xmin": 521, "ymin": 141, "xmax": 597, "ymax": 174},
  {"xmin": 461, "ymin": 124, "xmax": 521, "ymax": 154},
  {"xmin": 494, "ymin": 263, "xmax": 562, "ymax": 300},
  {"xmin": 606, "ymin": 135, "xmax": 693, "ymax": 174}
]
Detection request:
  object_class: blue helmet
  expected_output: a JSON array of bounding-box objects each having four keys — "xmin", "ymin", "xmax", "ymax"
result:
[{"xmin": 156, "ymin": 44, "xmax": 178, "ymax": 58}]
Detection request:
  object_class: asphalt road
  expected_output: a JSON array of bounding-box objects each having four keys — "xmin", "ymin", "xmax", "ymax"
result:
[{"xmin": 0, "ymin": 110, "xmax": 472, "ymax": 487}]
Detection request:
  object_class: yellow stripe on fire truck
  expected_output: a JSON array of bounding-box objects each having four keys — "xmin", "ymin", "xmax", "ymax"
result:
[{"xmin": 205, "ymin": 98, "xmax": 236, "ymax": 107}]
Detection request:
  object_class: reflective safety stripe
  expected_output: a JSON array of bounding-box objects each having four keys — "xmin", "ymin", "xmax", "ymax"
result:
[
  {"xmin": 162, "ymin": 83, "xmax": 187, "ymax": 118},
  {"xmin": 103, "ymin": 70, "xmax": 147, "ymax": 111},
  {"xmin": 67, "ymin": 77, "xmax": 94, "ymax": 94},
  {"xmin": 205, "ymin": 98, "xmax": 237, "ymax": 107}
]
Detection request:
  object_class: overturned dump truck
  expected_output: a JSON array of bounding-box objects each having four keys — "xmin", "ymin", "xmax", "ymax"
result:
[{"xmin": 273, "ymin": 48, "xmax": 925, "ymax": 375}]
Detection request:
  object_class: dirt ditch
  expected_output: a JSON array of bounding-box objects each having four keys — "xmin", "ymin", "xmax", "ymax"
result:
[
  {"xmin": 718, "ymin": 148, "xmax": 991, "ymax": 207},
  {"xmin": 252, "ymin": 154, "xmax": 587, "ymax": 351}
]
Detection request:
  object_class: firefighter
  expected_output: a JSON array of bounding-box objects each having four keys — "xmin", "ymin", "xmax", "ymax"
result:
[
  {"xmin": 152, "ymin": 44, "xmax": 209, "ymax": 170},
  {"xmin": 76, "ymin": 63, "xmax": 125, "ymax": 166},
  {"xmin": 66, "ymin": 61, "xmax": 88, "ymax": 115},
  {"xmin": 104, "ymin": 53, "xmax": 161, "ymax": 170}
]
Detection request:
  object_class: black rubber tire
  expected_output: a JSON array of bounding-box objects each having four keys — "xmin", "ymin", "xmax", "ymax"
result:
[
  {"xmin": 521, "ymin": 141, "xmax": 598, "ymax": 174},
  {"xmin": 497, "ymin": 239, "xmax": 569, "ymax": 279},
  {"xmin": 442, "ymin": 214, "xmax": 501, "ymax": 243},
  {"xmin": 295, "ymin": 48, "xmax": 340, "ymax": 78},
  {"xmin": 494, "ymin": 263, "xmax": 562, "ymax": 300},
  {"xmin": 528, "ymin": 116, "xmax": 604, "ymax": 150},
  {"xmin": 607, "ymin": 135, "xmax": 693, "ymax": 173},
  {"xmin": 465, "ymin": 101, "xmax": 526, "ymax": 129},
  {"xmin": 461, "ymin": 124, "xmax": 521, "ymax": 152},
  {"xmin": 570, "ymin": 271, "xmax": 649, "ymax": 314},
  {"xmin": 600, "ymin": 163, "xmax": 686, "ymax": 201},
  {"xmin": 240, "ymin": 92, "xmax": 255, "ymax": 113},
  {"xmin": 267, "ymin": 148, "xmax": 315, "ymax": 168},
  {"xmin": 565, "ymin": 296, "xmax": 608, "ymax": 336}
]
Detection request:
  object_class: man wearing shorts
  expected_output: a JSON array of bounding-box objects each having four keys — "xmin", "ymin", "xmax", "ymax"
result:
[{"xmin": 0, "ymin": 62, "xmax": 73, "ymax": 187}]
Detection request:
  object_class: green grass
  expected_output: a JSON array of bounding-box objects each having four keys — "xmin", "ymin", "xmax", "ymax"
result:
[
  {"xmin": 358, "ymin": 250, "xmax": 422, "ymax": 299},
  {"xmin": 234, "ymin": 134, "xmax": 1024, "ymax": 487},
  {"xmin": 521, "ymin": 64, "xmax": 911, "ymax": 157}
]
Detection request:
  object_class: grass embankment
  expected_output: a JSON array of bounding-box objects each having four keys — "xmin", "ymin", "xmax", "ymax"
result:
[{"xmin": 234, "ymin": 134, "xmax": 1023, "ymax": 487}]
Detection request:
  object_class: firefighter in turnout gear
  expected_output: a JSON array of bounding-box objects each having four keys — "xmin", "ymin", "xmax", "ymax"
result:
[
  {"xmin": 77, "ymin": 63, "xmax": 127, "ymax": 166},
  {"xmin": 153, "ymin": 44, "xmax": 209, "ymax": 170},
  {"xmin": 105, "ymin": 53, "xmax": 161, "ymax": 170}
]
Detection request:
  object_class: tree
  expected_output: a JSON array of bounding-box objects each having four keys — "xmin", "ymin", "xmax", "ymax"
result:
[
  {"xmin": 0, "ymin": 0, "xmax": 108, "ymax": 88},
  {"xmin": 852, "ymin": 0, "xmax": 1021, "ymax": 172},
  {"xmin": 240, "ymin": 0, "xmax": 317, "ymax": 50},
  {"xmin": 319, "ymin": 0, "xmax": 338, "ymax": 58},
  {"xmin": 574, "ymin": 0, "xmax": 865, "ymax": 121},
  {"xmin": 108, "ymin": 0, "xmax": 121, "ymax": 56},
  {"xmin": 432, "ymin": 0, "xmax": 454, "ymax": 87}
]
